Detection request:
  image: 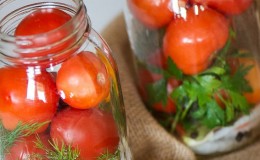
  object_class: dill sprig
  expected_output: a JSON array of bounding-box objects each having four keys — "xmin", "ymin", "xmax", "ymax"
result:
[
  {"xmin": 31, "ymin": 135, "xmax": 120, "ymax": 160},
  {"xmin": 32, "ymin": 136, "xmax": 80, "ymax": 160},
  {"xmin": 0, "ymin": 121, "xmax": 49, "ymax": 156},
  {"xmin": 33, "ymin": 136, "xmax": 120, "ymax": 160},
  {"xmin": 97, "ymin": 149, "xmax": 120, "ymax": 160}
]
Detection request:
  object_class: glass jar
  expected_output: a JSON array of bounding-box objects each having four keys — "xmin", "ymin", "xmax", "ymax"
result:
[
  {"xmin": 124, "ymin": 0, "xmax": 260, "ymax": 155},
  {"xmin": 0, "ymin": 0, "xmax": 132, "ymax": 159}
]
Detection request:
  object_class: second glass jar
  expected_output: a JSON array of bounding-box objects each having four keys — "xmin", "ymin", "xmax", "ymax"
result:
[{"xmin": 124, "ymin": 0, "xmax": 260, "ymax": 155}]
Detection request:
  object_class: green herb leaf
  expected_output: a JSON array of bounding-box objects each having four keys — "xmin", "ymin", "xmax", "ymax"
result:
[
  {"xmin": 221, "ymin": 64, "xmax": 253, "ymax": 93},
  {"xmin": 225, "ymin": 101, "xmax": 235, "ymax": 123},
  {"xmin": 228, "ymin": 90, "xmax": 250, "ymax": 114},
  {"xmin": 202, "ymin": 100, "xmax": 225, "ymax": 128},
  {"xmin": 147, "ymin": 79, "xmax": 167, "ymax": 105},
  {"xmin": 201, "ymin": 66, "xmax": 226, "ymax": 76},
  {"xmin": 191, "ymin": 106, "xmax": 206, "ymax": 119},
  {"xmin": 196, "ymin": 74, "xmax": 222, "ymax": 94},
  {"xmin": 166, "ymin": 57, "xmax": 183, "ymax": 79}
]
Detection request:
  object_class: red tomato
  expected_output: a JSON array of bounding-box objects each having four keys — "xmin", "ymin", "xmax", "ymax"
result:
[
  {"xmin": 227, "ymin": 57, "xmax": 240, "ymax": 75},
  {"xmin": 191, "ymin": 0, "xmax": 253, "ymax": 15},
  {"xmin": 214, "ymin": 89, "xmax": 229, "ymax": 109},
  {"xmin": 50, "ymin": 107, "xmax": 119, "ymax": 160},
  {"xmin": 15, "ymin": 8, "xmax": 72, "ymax": 57},
  {"xmin": 163, "ymin": 7, "xmax": 229, "ymax": 75},
  {"xmin": 152, "ymin": 97, "xmax": 176, "ymax": 114},
  {"xmin": 127, "ymin": 0, "xmax": 174, "ymax": 29},
  {"xmin": 0, "ymin": 67, "xmax": 58, "ymax": 132},
  {"xmin": 56, "ymin": 51, "xmax": 110, "ymax": 109},
  {"xmin": 5, "ymin": 134, "xmax": 50, "ymax": 160}
]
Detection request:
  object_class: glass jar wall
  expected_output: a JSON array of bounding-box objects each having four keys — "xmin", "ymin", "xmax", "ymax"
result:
[
  {"xmin": 0, "ymin": 0, "xmax": 131, "ymax": 159},
  {"xmin": 124, "ymin": 0, "xmax": 260, "ymax": 155}
]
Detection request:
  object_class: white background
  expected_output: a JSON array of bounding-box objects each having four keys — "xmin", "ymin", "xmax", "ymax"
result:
[{"xmin": 83, "ymin": 0, "xmax": 124, "ymax": 33}]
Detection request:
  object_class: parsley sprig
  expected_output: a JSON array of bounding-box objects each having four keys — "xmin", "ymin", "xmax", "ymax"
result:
[
  {"xmin": 145, "ymin": 37, "xmax": 253, "ymax": 137},
  {"xmin": 171, "ymin": 63, "xmax": 251, "ymax": 130}
]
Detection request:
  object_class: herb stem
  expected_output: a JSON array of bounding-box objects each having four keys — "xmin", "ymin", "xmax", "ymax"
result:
[
  {"xmin": 181, "ymin": 100, "xmax": 194, "ymax": 120},
  {"xmin": 0, "ymin": 121, "xmax": 49, "ymax": 156},
  {"xmin": 171, "ymin": 111, "xmax": 180, "ymax": 133}
]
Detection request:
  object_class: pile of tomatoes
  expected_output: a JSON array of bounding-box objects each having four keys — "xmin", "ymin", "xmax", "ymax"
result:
[
  {"xmin": 127, "ymin": 0, "xmax": 260, "ymax": 135},
  {"xmin": 0, "ymin": 8, "xmax": 119, "ymax": 159}
]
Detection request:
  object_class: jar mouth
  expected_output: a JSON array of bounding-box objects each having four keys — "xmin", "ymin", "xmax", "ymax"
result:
[{"xmin": 0, "ymin": 0, "xmax": 90, "ymax": 65}]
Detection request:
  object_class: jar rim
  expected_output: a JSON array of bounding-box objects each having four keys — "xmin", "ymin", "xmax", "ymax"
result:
[
  {"xmin": 0, "ymin": 0, "xmax": 88, "ymax": 39},
  {"xmin": 0, "ymin": 0, "xmax": 91, "ymax": 65}
]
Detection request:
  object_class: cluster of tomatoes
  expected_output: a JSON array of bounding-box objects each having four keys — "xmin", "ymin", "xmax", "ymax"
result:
[
  {"xmin": 127, "ymin": 0, "xmax": 260, "ymax": 113},
  {"xmin": 0, "ymin": 8, "xmax": 119, "ymax": 159},
  {"xmin": 128, "ymin": 0, "xmax": 253, "ymax": 75}
]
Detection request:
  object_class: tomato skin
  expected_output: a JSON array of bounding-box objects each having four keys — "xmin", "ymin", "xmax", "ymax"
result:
[
  {"xmin": 15, "ymin": 8, "xmax": 71, "ymax": 35},
  {"xmin": 50, "ymin": 107, "xmax": 119, "ymax": 159},
  {"xmin": 0, "ymin": 67, "xmax": 58, "ymax": 132},
  {"xmin": 163, "ymin": 7, "xmax": 229, "ymax": 75},
  {"xmin": 239, "ymin": 58, "xmax": 260, "ymax": 104},
  {"xmin": 152, "ymin": 97, "xmax": 176, "ymax": 114},
  {"xmin": 214, "ymin": 89, "xmax": 229, "ymax": 109},
  {"xmin": 5, "ymin": 134, "xmax": 50, "ymax": 160},
  {"xmin": 227, "ymin": 57, "xmax": 240, "ymax": 75},
  {"xmin": 191, "ymin": 0, "xmax": 253, "ymax": 15},
  {"xmin": 56, "ymin": 51, "xmax": 110, "ymax": 109},
  {"xmin": 127, "ymin": 0, "xmax": 174, "ymax": 29},
  {"xmin": 15, "ymin": 8, "xmax": 72, "ymax": 57}
]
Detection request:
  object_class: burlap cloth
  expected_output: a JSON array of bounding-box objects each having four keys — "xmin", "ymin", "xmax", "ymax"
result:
[{"xmin": 101, "ymin": 13, "xmax": 260, "ymax": 160}]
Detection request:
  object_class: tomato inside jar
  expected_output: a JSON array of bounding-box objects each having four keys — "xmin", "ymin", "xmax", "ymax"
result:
[
  {"xmin": 0, "ymin": 0, "xmax": 131, "ymax": 159},
  {"xmin": 125, "ymin": 0, "xmax": 260, "ymax": 155}
]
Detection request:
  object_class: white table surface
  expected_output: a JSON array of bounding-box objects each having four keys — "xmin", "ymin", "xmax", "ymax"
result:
[{"xmin": 83, "ymin": 0, "xmax": 124, "ymax": 33}]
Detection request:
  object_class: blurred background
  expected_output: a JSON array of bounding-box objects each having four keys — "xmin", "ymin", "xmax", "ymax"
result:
[{"xmin": 83, "ymin": 0, "xmax": 124, "ymax": 32}]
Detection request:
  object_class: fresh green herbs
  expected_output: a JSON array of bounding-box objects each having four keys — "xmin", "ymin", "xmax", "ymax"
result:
[
  {"xmin": 172, "ymin": 64, "xmax": 251, "ymax": 129},
  {"xmin": 33, "ymin": 136, "xmax": 120, "ymax": 160},
  {"xmin": 32, "ymin": 137, "xmax": 80, "ymax": 160},
  {"xmin": 145, "ymin": 49, "xmax": 253, "ymax": 136},
  {"xmin": 0, "ymin": 121, "xmax": 49, "ymax": 156},
  {"xmin": 97, "ymin": 149, "xmax": 120, "ymax": 160}
]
